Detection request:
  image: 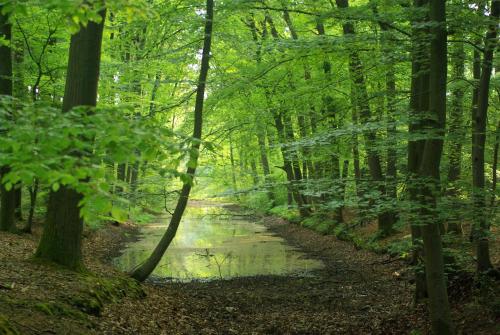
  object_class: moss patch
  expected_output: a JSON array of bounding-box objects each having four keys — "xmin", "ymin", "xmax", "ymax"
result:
[
  {"xmin": 34, "ymin": 301, "xmax": 87, "ymax": 319},
  {"xmin": 69, "ymin": 275, "xmax": 145, "ymax": 316},
  {"xmin": 0, "ymin": 315, "xmax": 19, "ymax": 335}
]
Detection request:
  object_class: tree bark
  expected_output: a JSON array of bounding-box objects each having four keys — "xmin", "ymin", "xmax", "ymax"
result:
[
  {"xmin": 446, "ymin": 37, "xmax": 466, "ymax": 234},
  {"xmin": 256, "ymin": 127, "xmax": 276, "ymax": 206},
  {"xmin": 418, "ymin": 0, "xmax": 454, "ymax": 332},
  {"xmin": 0, "ymin": 7, "xmax": 16, "ymax": 233},
  {"xmin": 265, "ymin": 13, "xmax": 310, "ymax": 217},
  {"xmin": 472, "ymin": 0, "xmax": 499, "ymax": 273},
  {"xmin": 335, "ymin": 0, "xmax": 397, "ymax": 235},
  {"xmin": 35, "ymin": 9, "xmax": 106, "ymax": 270},
  {"xmin": 407, "ymin": 0, "xmax": 430, "ymax": 303},
  {"xmin": 130, "ymin": 0, "xmax": 214, "ymax": 282}
]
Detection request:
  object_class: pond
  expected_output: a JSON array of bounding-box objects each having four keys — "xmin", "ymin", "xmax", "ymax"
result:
[{"xmin": 114, "ymin": 202, "xmax": 324, "ymax": 281}]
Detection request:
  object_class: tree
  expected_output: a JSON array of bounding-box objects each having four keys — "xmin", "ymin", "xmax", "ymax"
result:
[
  {"xmin": 130, "ymin": 0, "xmax": 214, "ymax": 282},
  {"xmin": 0, "ymin": 5, "xmax": 16, "ymax": 233},
  {"xmin": 335, "ymin": 0, "xmax": 397, "ymax": 236},
  {"xmin": 35, "ymin": 8, "xmax": 106, "ymax": 270},
  {"xmin": 472, "ymin": 0, "xmax": 499, "ymax": 274},
  {"xmin": 418, "ymin": 0, "xmax": 454, "ymax": 332}
]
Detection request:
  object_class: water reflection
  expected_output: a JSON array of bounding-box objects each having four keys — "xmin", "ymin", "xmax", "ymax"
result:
[{"xmin": 114, "ymin": 203, "xmax": 324, "ymax": 281}]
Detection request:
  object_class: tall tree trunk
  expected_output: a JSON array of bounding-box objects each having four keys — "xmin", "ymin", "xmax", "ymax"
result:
[
  {"xmin": 273, "ymin": 111, "xmax": 310, "ymax": 217},
  {"xmin": 256, "ymin": 128, "xmax": 276, "ymax": 206},
  {"xmin": 408, "ymin": 0, "xmax": 430, "ymax": 302},
  {"xmin": 418, "ymin": 0, "xmax": 453, "ymax": 332},
  {"xmin": 129, "ymin": 160, "xmax": 140, "ymax": 205},
  {"xmin": 35, "ymin": 9, "xmax": 106, "ymax": 270},
  {"xmin": 12, "ymin": 27, "xmax": 26, "ymax": 224},
  {"xmin": 335, "ymin": 0, "xmax": 397, "ymax": 235},
  {"xmin": 381, "ymin": 31, "xmax": 399, "ymax": 221},
  {"xmin": 25, "ymin": 179, "xmax": 38, "ymax": 234},
  {"xmin": 130, "ymin": 0, "xmax": 214, "ymax": 281},
  {"xmin": 0, "ymin": 7, "xmax": 16, "ymax": 233},
  {"xmin": 116, "ymin": 163, "xmax": 127, "ymax": 196},
  {"xmin": 246, "ymin": 17, "xmax": 276, "ymax": 205},
  {"xmin": 468, "ymin": 11, "xmax": 483, "ymax": 243},
  {"xmin": 472, "ymin": 0, "xmax": 499, "ymax": 273},
  {"xmin": 266, "ymin": 13, "xmax": 310, "ymax": 217},
  {"xmin": 316, "ymin": 21, "xmax": 345, "ymax": 221},
  {"xmin": 229, "ymin": 135, "xmax": 239, "ymax": 197},
  {"xmin": 446, "ymin": 38, "xmax": 466, "ymax": 234}
]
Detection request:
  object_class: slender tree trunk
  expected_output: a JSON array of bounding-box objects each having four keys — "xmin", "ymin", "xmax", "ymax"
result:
[
  {"xmin": 130, "ymin": 0, "xmax": 214, "ymax": 281},
  {"xmin": 130, "ymin": 160, "xmax": 140, "ymax": 205},
  {"xmin": 23, "ymin": 179, "xmax": 38, "ymax": 234},
  {"xmin": 381, "ymin": 34, "xmax": 399, "ymax": 220},
  {"xmin": 246, "ymin": 17, "xmax": 276, "ymax": 205},
  {"xmin": 35, "ymin": 9, "xmax": 106, "ymax": 270},
  {"xmin": 148, "ymin": 72, "xmax": 161, "ymax": 117},
  {"xmin": 472, "ymin": 0, "xmax": 499, "ymax": 273},
  {"xmin": 337, "ymin": 160, "xmax": 349, "ymax": 223},
  {"xmin": 468, "ymin": 17, "xmax": 483, "ymax": 243},
  {"xmin": 273, "ymin": 111, "xmax": 310, "ymax": 217},
  {"xmin": 116, "ymin": 163, "xmax": 127, "ymax": 196},
  {"xmin": 335, "ymin": 0, "xmax": 397, "ymax": 235},
  {"xmin": 250, "ymin": 158, "xmax": 259, "ymax": 186},
  {"xmin": 256, "ymin": 128, "xmax": 276, "ymax": 206},
  {"xmin": 446, "ymin": 38, "xmax": 466, "ymax": 234},
  {"xmin": 229, "ymin": 135, "xmax": 239, "ymax": 197},
  {"xmin": 418, "ymin": 0, "xmax": 454, "ymax": 332},
  {"xmin": 263, "ymin": 14, "xmax": 310, "ymax": 217},
  {"xmin": 492, "ymin": 121, "xmax": 499, "ymax": 208},
  {"xmin": 0, "ymin": 7, "xmax": 16, "ymax": 233},
  {"xmin": 408, "ymin": 0, "xmax": 430, "ymax": 302}
]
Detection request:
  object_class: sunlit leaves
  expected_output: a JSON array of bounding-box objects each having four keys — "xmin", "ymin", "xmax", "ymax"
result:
[{"xmin": 0, "ymin": 98, "xmax": 188, "ymax": 222}]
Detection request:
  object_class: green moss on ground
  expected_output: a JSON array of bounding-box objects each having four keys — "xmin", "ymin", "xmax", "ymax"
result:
[
  {"xmin": 35, "ymin": 301, "xmax": 86, "ymax": 319},
  {"xmin": 70, "ymin": 275, "xmax": 145, "ymax": 316},
  {"xmin": 0, "ymin": 315, "xmax": 19, "ymax": 335}
]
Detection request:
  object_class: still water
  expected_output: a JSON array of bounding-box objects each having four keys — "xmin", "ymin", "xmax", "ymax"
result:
[{"xmin": 114, "ymin": 202, "xmax": 324, "ymax": 281}]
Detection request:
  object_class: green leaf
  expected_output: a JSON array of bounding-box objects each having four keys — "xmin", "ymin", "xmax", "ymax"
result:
[{"xmin": 111, "ymin": 207, "xmax": 128, "ymax": 223}]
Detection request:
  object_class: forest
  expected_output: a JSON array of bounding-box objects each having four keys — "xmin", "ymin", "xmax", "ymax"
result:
[{"xmin": 0, "ymin": 0, "xmax": 499, "ymax": 334}]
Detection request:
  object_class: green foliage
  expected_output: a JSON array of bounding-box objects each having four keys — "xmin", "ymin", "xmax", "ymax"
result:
[
  {"xmin": 240, "ymin": 192, "xmax": 273, "ymax": 214},
  {"xmin": 268, "ymin": 205, "xmax": 301, "ymax": 223},
  {"xmin": 0, "ymin": 315, "xmax": 19, "ymax": 335},
  {"xmin": 386, "ymin": 236, "xmax": 413, "ymax": 259},
  {"xmin": 0, "ymin": 99, "xmax": 185, "ymax": 224},
  {"xmin": 301, "ymin": 215, "xmax": 336, "ymax": 235}
]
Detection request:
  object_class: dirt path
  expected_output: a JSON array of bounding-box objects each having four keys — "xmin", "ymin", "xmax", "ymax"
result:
[{"xmin": 95, "ymin": 215, "xmax": 427, "ymax": 335}]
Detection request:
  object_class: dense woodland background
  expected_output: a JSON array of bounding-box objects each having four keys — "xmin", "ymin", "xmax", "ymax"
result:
[{"xmin": 0, "ymin": 0, "xmax": 499, "ymax": 334}]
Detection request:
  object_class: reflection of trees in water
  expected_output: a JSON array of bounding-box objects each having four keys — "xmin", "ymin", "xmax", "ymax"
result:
[
  {"xmin": 196, "ymin": 248, "xmax": 233, "ymax": 279},
  {"xmin": 116, "ymin": 207, "xmax": 324, "ymax": 280}
]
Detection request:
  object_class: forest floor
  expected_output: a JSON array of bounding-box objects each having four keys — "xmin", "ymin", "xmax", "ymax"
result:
[{"xmin": 1, "ymin": 208, "xmax": 499, "ymax": 335}]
